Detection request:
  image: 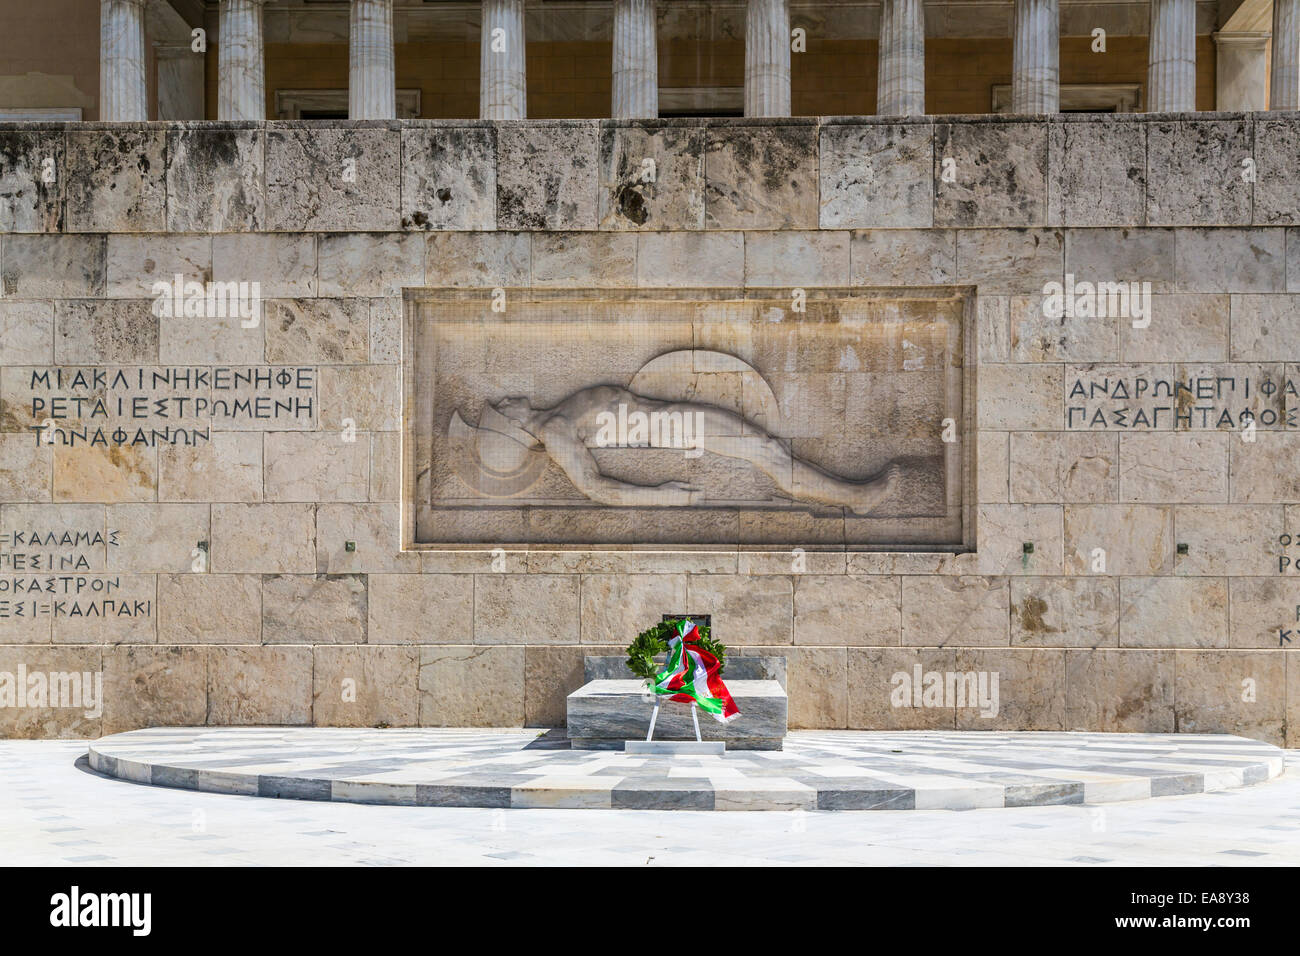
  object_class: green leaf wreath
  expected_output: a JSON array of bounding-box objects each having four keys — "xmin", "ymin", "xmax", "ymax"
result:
[{"xmin": 626, "ymin": 618, "xmax": 727, "ymax": 682}]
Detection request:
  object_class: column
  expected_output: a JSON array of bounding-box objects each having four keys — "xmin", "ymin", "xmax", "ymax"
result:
[
  {"xmin": 219, "ymin": 0, "xmax": 268, "ymax": 121},
  {"xmin": 1272, "ymin": 0, "xmax": 1300, "ymax": 109},
  {"xmin": 99, "ymin": 0, "xmax": 148, "ymax": 121},
  {"xmin": 745, "ymin": 0, "xmax": 791, "ymax": 117},
  {"xmin": 156, "ymin": 45, "xmax": 206, "ymax": 120},
  {"xmin": 350, "ymin": 0, "xmax": 397, "ymax": 119},
  {"xmin": 1214, "ymin": 33, "xmax": 1268, "ymax": 111},
  {"xmin": 1011, "ymin": 0, "xmax": 1059, "ymax": 113},
  {"xmin": 876, "ymin": 0, "xmax": 925, "ymax": 115},
  {"xmin": 480, "ymin": 0, "xmax": 526, "ymax": 120},
  {"xmin": 1147, "ymin": 0, "xmax": 1196, "ymax": 112},
  {"xmin": 612, "ymin": 0, "xmax": 658, "ymax": 118}
]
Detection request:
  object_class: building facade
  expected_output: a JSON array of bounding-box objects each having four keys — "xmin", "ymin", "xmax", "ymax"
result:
[{"xmin": 0, "ymin": 0, "xmax": 1298, "ymax": 746}]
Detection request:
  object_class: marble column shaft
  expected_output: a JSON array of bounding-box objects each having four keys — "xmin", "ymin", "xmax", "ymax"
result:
[
  {"xmin": 1147, "ymin": 0, "xmax": 1196, "ymax": 112},
  {"xmin": 350, "ymin": 0, "xmax": 397, "ymax": 119},
  {"xmin": 745, "ymin": 0, "xmax": 791, "ymax": 117},
  {"xmin": 877, "ymin": 0, "xmax": 925, "ymax": 116},
  {"xmin": 612, "ymin": 0, "xmax": 658, "ymax": 119},
  {"xmin": 219, "ymin": 0, "xmax": 267, "ymax": 121},
  {"xmin": 1272, "ymin": 0, "xmax": 1300, "ymax": 109},
  {"xmin": 100, "ymin": 0, "xmax": 148, "ymax": 121},
  {"xmin": 481, "ymin": 0, "xmax": 526, "ymax": 120},
  {"xmin": 1012, "ymin": 0, "xmax": 1059, "ymax": 113}
]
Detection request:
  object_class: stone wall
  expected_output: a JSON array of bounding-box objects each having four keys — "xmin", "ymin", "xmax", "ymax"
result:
[{"xmin": 0, "ymin": 113, "xmax": 1297, "ymax": 745}]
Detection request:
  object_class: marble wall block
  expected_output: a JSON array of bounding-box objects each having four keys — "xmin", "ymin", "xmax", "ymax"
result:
[
  {"xmin": 744, "ymin": 231, "xmax": 848, "ymax": 286},
  {"xmin": 1174, "ymin": 649, "xmax": 1285, "ymax": 743},
  {"xmin": 157, "ymin": 574, "xmax": 262, "ymax": 644},
  {"xmin": 1253, "ymin": 118, "xmax": 1300, "ymax": 225},
  {"xmin": 102, "ymin": 645, "xmax": 206, "ymax": 735},
  {"xmin": 475, "ymin": 574, "xmax": 580, "ymax": 645},
  {"xmin": 1010, "ymin": 293, "xmax": 1119, "ymax": 363},
  {"xmin": 1229, "ymin": 577, "xmax": 1300, "ymax": 648},
  {"xmin": 705, "ymin": 125, "xmax": 818, "ymax": 229},
  {"xmin": 974, "ymin": 504, "xmax": 1064, "ymax": 575},
  {"xmin": 794, "ymin": 574, "xmax": 900, "ymax": 645},
  {"xmin": 977, "ymin": 364, "xmax": 1062, "ymax": 430},
  {"xmin": 1117, "ymin": 432, "xmax": 1228, "ymax": 502},
  {"xmin": 207, "ymin": 645, "xmax": 312, "ymax": 725},
  {"xmin": 1064, "ymin": 504, "xmax": 1173, "ymax": 574},
  {"xmin": 1048, "ymin": 120, "xmax": 1146, "ymax": 227},
  {"xmin": 1229, "ymin": 293, "xmax": 1300, "ymax": 360},
  {"xmin": 53, "ymin": 444, "xmax": 157, "ymax": 504},
  {"xmin": 264, "ymin": 298, "xmax": 368, "ymax": 364},
  {"xmin": 264, "ymin": 431, "xmax": 370, "ymax": 502},
  {"xmin": 901, "ymin": 576, "xmax": 1010, "ymax": 646},
  {"xmin": 687, "ymin": 574, "xmax": 793, "ymax": 645},
  {"xmin": 0, "ymin": 130, "xmax": 64, "ymax": 232},
  {"xmin": 105, "ymin": 234, "xmax": 211, "ymax": 298},
  {"xmin": 1120, "ymin": 576, "xmax": 1229, "ymax": 648},
  {"xmin": 598, "ymin": 123, "xmax": 706, "ymax": 230},
  {"xmin": 952, "ymin": 647, "xmax": 1066, "ymax": 730},
  {"xmin": 954, "ymin": 228, "xmax": 1063, "ymax": 293},
  {"xmin": 64, "ymin": 129, "xmax": 166, "ymax": 232},
  {"xmin": 0, "ymin": 647, "xmax": 101, "ymax": 738},
  {"xmin": 1173, "ymin": 505, "xmax": 1282, "ymax": 577},
  {"xmin": 934, "ymin": 121, "xmax": 1048, "ymax": 227},
  {"xmin": 317, "ymin": 365, "xmax": 401, "ymax": 431},
  {"xmin": 1009, "ymin": 432, "xmax": 1117, "ymax": 503},
  {"xmin": 530, "ymin": 232, "xmax": 637, "ymax": 287},
  {"xmin": 0, "ymin": 433, "xmax": 51, "ymax": 502},
  {"xmin": 165, "ymin": 128, "xmax": 265, "ymax": 232},
  {"xmin": 419, "ymin": 645, "xmax": 524, "ymax": 726},
  {"xmin": 850, "ymin": 229, "xmax": 956, "ymax": 285},
  {"xmin": 1146, "ymin": 120, "xmax": 1252, "ymax": 226},
  {"xmin": 635, "ymin": 231, "xmax": 744, "ymax": 286},
  {"xmin": 367, "ymin": 573, "xmax": 474, "ymax": 644},
  {"xmin": 263, "ymin": 573, "xmax": 367, "ymax": 644},
  {"xmin": 401, "ymin": 126, "xmax": 496, "ymax": 231},
  {"xmin": 1064, "ymin": 648, "xmax": 1175, "ymax": 732},
  {"xmin": 979, "ymin": 431, "xmax": 1009, "ymax": 504},
  {"xmin": 158, "ymin": 433, "xmax": 263, "ymax": 503},
  {"xmin": 316, "ymin": 503, "xmax": 417, "ymax": 573},
  {"xmin": 0, "ymin": 300, "xmax": 53, "ymax": 365},
  {"xmin": 496, "ymin": 123, "xmax": 600, "ymax": 230},
  {"xmin": 742, "ymin": 644, "xmax": 847, "ymax": 729},
  {"xmin": 524, "ymin": 644, "xmax": 592, "ymax": 727},
  {"xmin": 1064, "ymin": 227, "xmax": 1176, "ymax": 293},
  {"xmin": 265, "ymin": 128, "xmax": 401, "ymax": 231},
  {"xmin": 819, "ymin": 122, "xmax": 933, "ymax": 229},
  {"xmin": 1174, "ymin": 228, "xmax": 1285, "ymax": 293},
  {"xmin": 2, "ymin": 235, "xmax": 105, "ymax": 297},
  {"xmin": 426, "ymin": 231, "xmax": 530, "ymax": 286},
  {"xmin": 212, "ymin": 234, "xmax": 318, "ymax": 298},
  {"xmin": 579, "ymin": 573, "xmax": 687, "ymax": 645},
  {"xmin": 313, "ymin": 645, "xmax": 419, "ymax": 727},
  {"xmin": 211, "ymin": 503, "xmax": 317, "ymax": 573},
  {"xmin": 1120, "ymin": 294, "xmax": 1228, "ymax": 362},
  {"xmin": 106, "ymin": 503, "xmax": 209, "ymax": 573},
  {"xmin": 1011, "ymin": 576, "xmax": 1119, "ymax": 647},
  {"xmin": 847, "ymin": 647, "xmax": 958, "ymax": 729},
  {"xmin": 1230, "ymin": 433, "xmax": 1300, "ymax": 503},
  {"xmin": 317, "ymin": 232, "xmax": 424, "ymax": 298}
]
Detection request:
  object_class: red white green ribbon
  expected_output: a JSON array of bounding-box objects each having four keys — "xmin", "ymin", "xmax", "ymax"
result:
[{"xmin": 650, "ymin": 619, "xmax": 739, "ymax": 722}]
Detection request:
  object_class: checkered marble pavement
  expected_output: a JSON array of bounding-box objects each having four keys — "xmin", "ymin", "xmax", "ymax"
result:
[{"xmin": 86, "ymin": 728, "xmax": 1286, "ymax": 811}]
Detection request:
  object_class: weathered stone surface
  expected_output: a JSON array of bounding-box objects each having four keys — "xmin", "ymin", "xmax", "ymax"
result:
[
  {"xmin": 819, "ymin": 122, "xmax": 933, "ymax": 229},
  {"xmin": 531, "ymin": 232, "xmax": 637, "ymax": 286},
  {"xmin": 934, "ymin": 121, "xmax": 1047, "ymax": 227},
  {"xmin": 65, "ymin": 129, "xmax": 166, "ymax": 232},
  {"xmin": 1064, "ymin": 504, "xmax": 1173, "ymax": 574},
  {"xmin": 744, "ymin": 231, "xmax": 848, "ymax": 286},
  {"xmin": 1229, "ymin": 293, "xmax": 1300, "ymax": 360},
  {"xmin": 794, "ymin": 574, "xmax": 899, "ymax": 645},
  {"xmin": 1009, "ymin": 432, "xmax": 1117, "ymax": 503},
  {"xmin": 1064, "ymin": 227, "xmax": 1176, "ymax": 292},
  {"xmin": 401, "ymin": 126, "xmax": 496, "ymax": 231},
  {"xmin": 0, "ymin": 646, "xmax": 101, "ymax": 738},
  {"xmin": 977, "ymin": 294, "xmax": 1011, "ymax": 363},
  {"xmin": 265, "ymin": 298, "xmax": 368, "ymax": 364},
  {"xmin": 264, "ymin": 573, "xmax": 367, "ymax": 644},
  {"xmin": 742, "ymin": 644, "xmax": 846, "ymax": 729},
  {"xmin": 369, "ymin": 298, "xmax": 401, "ymax": 364},
  {"xmin": 687, "ymin": 574, "xmax": 793, "ymax": 645},
  {"xmin": 977, "ymin": 364, "xmax": 1061, "ymax": 430},
  {"xmin": 497, "ymin": 122, "xmax": 599, "ymax": 230},
  {"xmin": 476, "ymin": 574, "xmax": 580, "ymax": 644},
  {"xmin": 847, "ymin": 647, "xmax": 958, "ymax": 729},
  {"xmin": 212, "ymin": 234, "xmax": 317, "ymax": 298},
  {"xmin": 1229, "ymin": 577, "xmax": 1300, "ymax": 648},
  {"xmin": 1048, "ymin": 120, "xmax": 1145, "ymax": 227},
  {"xmin": 1011, "ymin": 576, "xmax": 1118, "ymax": 647},
  {"xmin": 635, "ymin": 231, "xmax": 744, "ymax": 286},
  {"xmin": 159, "ymin": 433, "xmax": 263, "ymax": 503},
  {"xmin": 419, "ymin": 645, "xmax": 524, "ymax": 726},
  {"xmin": 1229, "ymin": 433, "xmax": 1300, "ymax": 503},
  {"xmin": 954, "ymin": 228, "xmax": 1063, "ymax": 293},
  {"xmin": 1121, "ymin": 294, "xmax": 1228, "ymax": 362},
  {"xmin": 525, "ymin": 644, "xmax": 592, "ymax": 727},
  {"xmin": 53, "ymin": 444, "xmax": 157, "ymax": 503},
  {"xmin": 2, "ymin": 235, "xmax": 105, "ymax": 297},
  {"xmin": 0, "ymin": 433, "xmax": 50, "ymax": 502},
  {"xmin": 579, "ymin": 573, "xmax": 687, "ymax": 645},
  {"xmin": 0, "ymin": 503, "xmax": 108, "ymax": 570},
  {"xmin": 157, "ymin": 573, "xmax": 262, "ymax": 644},
  {"xmin": 1011, "ymin": 293, "xmax": 1119, "ymax": 363},
  {"xmin": 368, "ymin": 431, "xmax": 400, "ymax": 500},
  {"xmin": 1064, "ymin": 648, "xmax": 1175, "ymax": 732},
  {"xmin": 367, "ymin": 573, "xmax": 473, "ymax": 644},
  {"xmin": 207, "ymin": 645, "xmax": 312, "ymax": 725},
  {"xmin": 1173, "ymin": 505, "xmax": 1282, "ymax": 577},
  {"xmin": 705, "ymin": 125, "xmax": 817, "ymax": 229},
  {"xmin": 265, "ymin": 127, "xmax": 400, "ymax": 231},
  {"xmin": 850, "ymin": 229, "xmax": 956, "ymax": 285},
  {"xmin": 165, "ymin": 128, "xmax": 265, "ymax": 232},
  {"xmin": 1146, "ymin": 119, "xmax": 1251, "ymax": 226},
  {"xmin": 1174, "ymin": 228, "xmax": 1285, "ymax": 293},
  {"xmin": 0, "ymin": 130, "xmax": 63, "ymax": 232},
  {"xmin": 1174, "ymin": 650, "xmax": 1285, "ymax": 744},
  {"xmin": 159, "ymin": 306, "xmax": 263, "ymax": 365},
  {"xmin": 979, "ymin": 431, "xmax": 1009, "ymax": 503},
  {"xmin": 317, "ymin": 232, "xmax": 424, "ymax": 298},
  {"xmin": 1255, "ymin": 118, "xmax": 1300, "ymax": 225},
  {"xmin": 0, "ymin": 300, "xmax": 53, "ymax": 365},
  {"xmin": 211, "ymin": 503, "xmax": 316, "ymax": 573},
  {"xmin": 318, "ymin": 365, "xmax": 400, "ymax": 431},
  {"xmin": 51, "ymin": 572, "xmax": 155, "ymax": 644},
  {"xmin": 598, "ymin": 124, "xmax": 706, "ymax": 230},
  {"xmin": 106, "ymin": 503, "xmax": 209, "ymax": 572},
  {"xmin": 102, "ymin": 645, "xmax": 206, "ymax": 735},
  {"xmin": 974, "ymin": 504, "xmax": 1064, "ymax": 575},
  {"xmin": 901, "ymin": 576, "xmax": 1009, "ymax": 646},
  {"xmin": 425, "ymin": 231, "xmax": 530, "ymax": 286},
  {"xmin": 265, "ymin": 431, "xmax": 370, "ymax": 502},
  {"xmin": 1118, "ymin": 432, "xmax": 1228, "ymax": 502},
  {"xmin": 952, "ymin": 648, "xmax": 1065, "ymax": 730},
  {"xmin": 1120, "ymin": 576, "xmax": 1228, "ymax": 648},
  {"xmin": 313, "ymin": 645, "xmax": 419, "ymax": 727},
  {"xmin": 316, "ymin": 502, "xmax": 418, "ymax": 573},
  {"xmin": 105, "ymin": 234, "xmax": 211, "ymax": 298},
  {"xmin": 53, "ymin": 300, "xmax": 157, "ymax": 365}
]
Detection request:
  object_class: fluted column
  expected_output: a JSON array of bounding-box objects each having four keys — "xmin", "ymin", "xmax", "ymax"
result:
[
  {"xmin": 350, "ymin": 0, "xmax": 396, "ymax": 119},
  {"xmin": 1011, "ymin": 0, "xmax": 1059, "ymax": 113},
  {"xmin": 480, "ymin": 0, "xmax": 526, "ymax": 120},
  {"xmin": 612, "ymin": 0, "xmax": 658, "ymax": 118},
  {"xmin": 219, "ymin": 0, "xmax": 267, "ymax": 120},
  {"xmin": 1147, "ymin": 0, "xmax": 1196, "ymax": 112},
  {"xmin": 745, "ymin": 0, "xmax": 791, "ymax": 117},
  {"xmin": 99, "ymin": 0, "xmax": 148, "ymax": 121},
  {"xmin": 877, "ymin": 0, "xmax": 925, "ymax": 115},
  {"xmin": 1272, "ymin": 0, "xmax": 1300, "ymax": 109}
]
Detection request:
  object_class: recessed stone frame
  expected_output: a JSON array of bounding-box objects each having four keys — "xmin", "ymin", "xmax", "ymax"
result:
[{"xmin": 402, "ymin": 287, "xmax": 977, "ymax": 554}]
